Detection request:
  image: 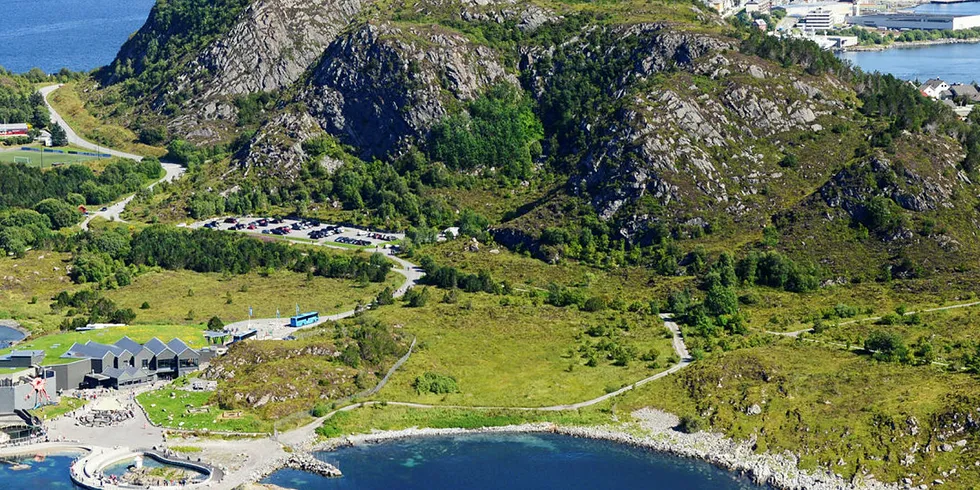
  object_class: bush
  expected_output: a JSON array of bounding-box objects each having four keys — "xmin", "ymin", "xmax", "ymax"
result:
[
  {"xmin": 413, "ymin": 372, "xmax": 459, "ymax": 395},
  {"xmin": 404, "ymin": 287, "xmax": 430, "ymax": 307},
  {"xmin": 207, "ymin": 316, "xmax": 224, "ymax": 330},
  {"xmin": 677, "ymin": 415, "xmax": 704, "ymax": 434},
  {"xmin": 140, "ymin": 301, "xmax": 151, "ymax": 309},
  {"xmin": 865, "ymin": 330, "xmax": 909, "ymax": 363}
]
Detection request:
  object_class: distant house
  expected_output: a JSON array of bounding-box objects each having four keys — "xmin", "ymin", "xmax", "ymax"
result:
[
  {"xmin": 919, "ymin": 78, "xmax": 950, "ymax": 99},
  {"xmin": 0, "ymin": 123, "xmax": 29, "ymax": 138},
  {"xmin": 949, "ymin": 83, "xmax": 980, "ymax": 103}
]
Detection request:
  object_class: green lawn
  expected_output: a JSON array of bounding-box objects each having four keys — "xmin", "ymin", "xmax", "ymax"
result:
[
  {"xmin": 103, "ymin": 268, "xmax": 400, "ymax": 325},
  {"xmin": 368, "ymin": 292, "xmax": 675, "ymax": 407},
  {"xmin": 138, "ymin": 388, "xmax": 272, "ymax": 433},
  {"xmin": 0, "ymin": 324, "xmax": 207, "ymax": 365},
  {"xmin": 35, "ymin": 396, "xmax": 88, "ymax": 420},
  {"xmin": 0, "ymin": 149, "xmax": 101, "ymax": 167}
]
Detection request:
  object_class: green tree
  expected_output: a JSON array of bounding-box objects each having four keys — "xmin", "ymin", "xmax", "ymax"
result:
[{"xmin": 49, "ymin": 122, "xmax": 68, "ymax": 147}]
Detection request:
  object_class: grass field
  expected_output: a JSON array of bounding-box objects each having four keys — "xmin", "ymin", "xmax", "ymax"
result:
[
  {"xmin": 0, "ymin": 148, "xmax": 102, "ymax": 167},
  {"xmin": 0, "ymin": 251, "xmax": 81, "ymax": 332},
  {"xmin": 368, "ymin": 292, "xmax": 675, "ymax": 407},
  {"xmin": 615, "ymin": 340, "xmax": 980, "ymax": 487},
  {"xmin": 47, "ymin": 83, "xmax": 166, "ymax": 158},
  {"xmin": 0, "ymin": 324, "xmax": 207, "ymax": 365},
  {"xmin": 103, "ymin": 268, "xmax": 401, "ymax": 325},
  {"xmin": 419, "ymin": 240, "xmax": 690, "ymax": 304},
  {"xmin": 138, "ymin": 389, "xmax": 272, "ymax": 433},
  {"xmin": 35, "ymin": 396, "xmax": 88, "ymax": 420}
]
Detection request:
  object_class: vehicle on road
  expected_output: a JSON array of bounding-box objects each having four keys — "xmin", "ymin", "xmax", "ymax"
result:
[
  {"xmin": 224, "ymin": 218, "xmax": 238, "ymax": 224},
  {"xmin": 99, "ymin": 207, "xmax": 108, "ymax": 212}
]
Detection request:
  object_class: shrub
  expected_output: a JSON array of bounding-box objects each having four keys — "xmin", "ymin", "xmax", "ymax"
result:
[
  {"xmin": 413, "ymin": 372, "xmax": 459, "ymax": 395},
  {"xmin": 865, "ymin": 330, "xmax": 909, "ymax": 363},
  {"xmin": 140, "ymin": 301, "xmax": 150, "ymax": 309},
  {"xmin": 677, "ymin": 415, "xmax": 704, "ymax": 434},
  {"xmin": 207, "ymin": 316, "xmax": 224, "ymax": 330}
]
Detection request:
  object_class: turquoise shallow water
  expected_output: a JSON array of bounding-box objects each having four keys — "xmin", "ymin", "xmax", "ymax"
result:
[
  {"xmin": 263, "ymin": 433, "xmax": 771, "ymax": 489},
  {"xmin": 0, "ymin": 0, "xmax": 155, "ymax": 73},
  {"xmin": 0, "ymin": 454, "xmax": 80, "ymax": 489}
]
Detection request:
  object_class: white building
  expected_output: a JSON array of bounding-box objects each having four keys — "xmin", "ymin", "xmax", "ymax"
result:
[
  {"xmin": 775, "ymin": 2, "xmax": 855, "ymax": 27},
  {"xmin": 919, "ymin": 79, "xmax": 950, "ymax": 99},
  {"xmin": 804, "ymin": 9, "xmax": 835, "ymax": 30},
  {"xmin": 846, "ymin": 13, "xmax": 980, "ymax": 31}
]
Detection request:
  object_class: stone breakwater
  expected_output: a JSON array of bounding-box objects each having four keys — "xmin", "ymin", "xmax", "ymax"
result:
[
  {"xmin": 311, "ymin": 410, "xmax": 899, "ymax": 490},
  {"xmin": 248, "ymin": 452, "xmax": 341, "ymax": 483}
]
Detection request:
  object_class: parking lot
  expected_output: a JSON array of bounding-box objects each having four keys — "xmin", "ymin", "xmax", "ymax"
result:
[{"xmin": 188, "ymin": 216, "xmax": 404, "ymax": 249}]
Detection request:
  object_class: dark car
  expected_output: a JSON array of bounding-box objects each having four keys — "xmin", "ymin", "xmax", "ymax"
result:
[{"xmin": 224, "ymin": 217, "xmax": 238, "ymax": 224}]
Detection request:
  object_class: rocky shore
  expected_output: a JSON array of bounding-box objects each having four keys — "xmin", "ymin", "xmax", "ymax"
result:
[
  {"xmin": 245, "ymin": 452, "xmax": 341, "ymax": 484},
  {"xmin": 310, "ymin": 409, "xmax": 900, "ymax": 490},
  {"xmin": 843, "ymin": 37, "xmax": 980, "ymax": 52}
]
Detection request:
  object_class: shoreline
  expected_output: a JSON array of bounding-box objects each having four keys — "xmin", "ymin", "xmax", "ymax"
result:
[
  {"xmin": 0, "ymin": 320, "xmax": 30, "ymax": 346},
  {"xmin": 300, "ymin": 409, "xmax": 898, "ymax": 490},
  {"xmin": 843, "ymin": 37, "xmax": 980, "ymax": 52}
]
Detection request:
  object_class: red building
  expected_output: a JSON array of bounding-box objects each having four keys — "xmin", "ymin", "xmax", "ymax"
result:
[{"xmin": 0, "ymin": 123, "xmax": 29, "ymax": 137}]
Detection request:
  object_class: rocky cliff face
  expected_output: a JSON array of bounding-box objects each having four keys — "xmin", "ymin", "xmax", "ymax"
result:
[
  {"xmin": 240, "ymin": 20, "xmax": 518, "ymax": 176},
  {"xmin": 574, "ymin": 47, "xmax": 845, "ymax": 229},
  {"xmin": 170, "ymin": 0, "xmax": 372, "ymax": 142}
]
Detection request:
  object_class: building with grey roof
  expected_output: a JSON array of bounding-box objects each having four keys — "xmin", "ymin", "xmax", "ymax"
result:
[{"xmin": 60, "ymin": 336, "xmax": 213, "ymax": 389}]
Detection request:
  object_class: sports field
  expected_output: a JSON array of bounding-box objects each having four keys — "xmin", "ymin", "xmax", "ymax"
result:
[{"xmin": 0, "ymin": 148, "xmax": 102, "ymax": 167}]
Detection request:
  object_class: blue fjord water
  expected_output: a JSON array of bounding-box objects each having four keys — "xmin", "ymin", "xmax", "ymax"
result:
[
  {"xmin": 0, "ymin": 0, "xmax": 155, "ymax": 73},
  {"xmin": 838, "ymin": 2, "xmax": 980, "ymax": 84},
  {"xmin": 263, "ymin": 433, "xmax": 770, "ymax": 489}
]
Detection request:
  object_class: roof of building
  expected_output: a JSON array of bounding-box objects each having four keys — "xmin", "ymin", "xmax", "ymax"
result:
[
  {"xmin": 143, "ymin": 338, "xmax": 173, "ymax": 356},
  {"xmin": 61, "ymin": 341, "xmax": 124, "ymax": 360},
  {"xmin": 113, "ymin": 336, "xmax": 144, "ymax": 355},
  {"xmin": 2, "ymin": 350, "xmax": 44, "ymax": 359},
  {"xmin": 203, "ymin": 331, "xmax": 230, "ymax": 339},
  {"xmin": 166, "ymin": 338, "xmax": 197, "ymax": 356},
  {"xmin": 921, "ymin": 78, "xmax": 948, "ymax": 90},
  {"xmin": 950, "ymin": 84, "xmax": 980, "ymax": 100},
  {"xmin": 0, "ymin": 123, "xmax": 29, "ymax": 131}
]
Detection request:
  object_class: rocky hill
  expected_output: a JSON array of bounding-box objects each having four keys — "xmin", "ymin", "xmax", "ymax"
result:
[{"xmin": 93, "ymin": 0, "xmax": 979, "ymax": 279}]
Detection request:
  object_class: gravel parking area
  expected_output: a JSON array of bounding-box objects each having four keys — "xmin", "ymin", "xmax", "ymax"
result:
[{"xmin": 187, "ymin": 216, "xmax": 404, "ymax": 250}]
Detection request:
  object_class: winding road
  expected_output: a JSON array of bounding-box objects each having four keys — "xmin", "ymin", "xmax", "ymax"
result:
[{"xmin": 38, "ymin": 84, "xmax": 186, "ymax": 230}]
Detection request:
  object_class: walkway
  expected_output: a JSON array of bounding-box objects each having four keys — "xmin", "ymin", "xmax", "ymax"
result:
[
  {"xmin": 223, "ymin": 244, "xmax": 424, "ymax": 340},
  {"xmin": 38, "ymin": 84, "xmax": 186, "ymax": 230},
  {"xmin": 766, "ymin": 299, "xmax": 980, "ymax": 338}
]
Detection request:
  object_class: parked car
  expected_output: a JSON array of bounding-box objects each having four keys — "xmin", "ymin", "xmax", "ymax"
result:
[
  {"xmin": 224, "ymin": 217, "xmax": 238, "ymax": 224},
  {"xmin": 247, "ymin": 224, "xmax": 257, "ymax": 230}
]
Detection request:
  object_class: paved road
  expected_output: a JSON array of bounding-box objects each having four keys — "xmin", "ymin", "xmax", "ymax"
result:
[
  {"xmin": 223, "ymin": 244, "xmax": 424, "ymax": 339},
  {"xmin": 39, "ymin": 84, "xmax": 186, "ymax": 230},
  {"xmin": 39, "ymin": 84, "xmax": 144, "ymax": 161}
]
